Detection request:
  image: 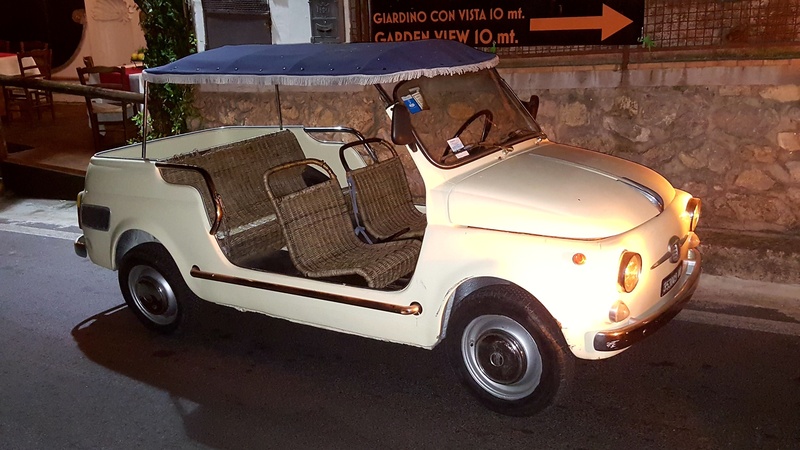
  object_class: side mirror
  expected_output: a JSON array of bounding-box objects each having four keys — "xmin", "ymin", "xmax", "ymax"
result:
[
  {"xmin": 522, "ymin": 95, "xmax": 540, "ymax": 120},
  {"xmin": 391, "ymin": 103, "xmax": 415, "ymax": 146}
]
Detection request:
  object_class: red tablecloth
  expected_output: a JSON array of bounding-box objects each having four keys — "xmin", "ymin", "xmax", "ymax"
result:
[
  {"xmin": 0, "ymin": 52, "xmax": 15, "ymax": 58},
  {"xmin": 99, "ymin": 66, "xmax": 143, "ymax": 91}
]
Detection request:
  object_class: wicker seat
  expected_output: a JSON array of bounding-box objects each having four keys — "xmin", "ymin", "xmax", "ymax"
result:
[
  {"xmin": 265, "ymin": 159, "xmax": 420, "ymax": 289},
  {"xmin": 340, "ymin": 138, "xmax": 426, "ymax": 242},
  {"xmin": 159, "ymin": 130, "xmax": 309, "ymax": 265}
]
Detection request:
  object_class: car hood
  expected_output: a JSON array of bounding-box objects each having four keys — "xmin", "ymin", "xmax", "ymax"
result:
[{"xmin": 446, "ymin": 142, "xmax": 676, "ymax": 239}]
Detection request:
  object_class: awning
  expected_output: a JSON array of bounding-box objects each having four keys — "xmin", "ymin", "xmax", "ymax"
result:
[{"xmin": 142, "ymin": 40, "xmax": 498, "ymax": 86}]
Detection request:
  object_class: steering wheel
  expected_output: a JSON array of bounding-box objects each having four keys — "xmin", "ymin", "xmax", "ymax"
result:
[{"xmin": 441, "ymin": 109, "xmax": 493, "ymax": 162}]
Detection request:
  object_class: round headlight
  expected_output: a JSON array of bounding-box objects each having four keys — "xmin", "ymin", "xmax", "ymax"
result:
[
  {"xmin": 618, "ymin": 251, "xmax": 642, "ymax": 293},
  {"xmin": 685, "ymin": 198, "xmax": 702, "ymax": 231}
]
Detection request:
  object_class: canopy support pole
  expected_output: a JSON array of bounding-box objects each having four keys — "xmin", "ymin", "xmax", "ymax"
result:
[
  {"xmin": 142, "ymin": 81, "xmax": 149, "ymax": 159},
  {"xmin": 275, "ymin": 85, "xmax": 283, "ymax": 130}
]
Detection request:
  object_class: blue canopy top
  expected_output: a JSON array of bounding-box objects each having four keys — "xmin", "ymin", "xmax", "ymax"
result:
[{"xmin": 142, "ymin": 40, "xmax": 498, "ymax": 86}]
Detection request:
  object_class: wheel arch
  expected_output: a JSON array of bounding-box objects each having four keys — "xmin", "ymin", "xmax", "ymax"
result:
[
  {"xmin": 439, "ymin": 276, "xmax": 563, "ymax": 343},
  {"xmin": 114, "ymin": 229, "xmax": 161, "ymax": 269}
]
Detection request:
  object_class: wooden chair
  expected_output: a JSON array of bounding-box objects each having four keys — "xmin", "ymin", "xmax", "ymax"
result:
[
  {"xmin": 83, "ymin": 56, "xmax": 94, "ymax": 67},
  {"xmin": 264, "ymin": 159, "xmax": 421, "ymax": 289},
  {"xmin": 19, "ymin": 41, "xmax": 48, "ymax": 51},
  {"xmin": 339, "ymin": 138, "xmax": 426, "ymax": 242},
  {"xmin": 3, "ymin": 49, "xmax": 55, "ymax": 121},
  {"xmin": 76, "ymin": 65, "xmax": 134, "ymax": 150}
]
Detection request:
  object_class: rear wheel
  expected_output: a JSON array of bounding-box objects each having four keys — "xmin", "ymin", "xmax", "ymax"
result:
[
  {"xmin": 118, "ymin": 243, "xmax": 198, "ymax": 334},
  {"xmin": 446, "ymin": 285, "xmax": 573, "ymax": 416}
]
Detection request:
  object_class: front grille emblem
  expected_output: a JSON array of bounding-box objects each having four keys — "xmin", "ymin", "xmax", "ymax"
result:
[
  {"xmin": 650, "ymin": 235, "xmax": 685, "ymax": 270},
  {"xmin": 668, "ymin": 236, "xmax": 680, "ymax": 264}
]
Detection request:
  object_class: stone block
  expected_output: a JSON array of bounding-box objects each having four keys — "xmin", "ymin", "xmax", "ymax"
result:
[
  {"xmin": 760, "ymin": 85, "xmax": 800, "ymax": 103},
  {"xmin": 560, "ymin": 102, "xmax": 588, "ymax": 127},
  {"xmin": 749, "ymin": 145, "xmax": 777, "ymax": 163},
  {"xmin": 602, "ymin": 116, "xmax": 651, "ymax": 144},
  {"xmin": 718, "ymin": 85, "xmax": 752, "ymax": 97},
  {"xmin": 725, "ymin": 194, "xmax": 795, "ymax": 229},
  {"xmin": 711, "ymin": 104, "xmax": 779, "ymax": 139},
  {"xmin": 613, "ymin": 95, "xmax": 639, "ymax": 118},
  {"xmin": 786, "ymin": 161, "xmax": 800, "ymax": 183},
  {"xmin": 778, "ymin": 132, "xmax": 800, "ymax": 152},
  {"xmin": 734, "ymin": 169, "xmax": 775, "ymax": 191},
  {"xmin": 766, "ymin": 163, "xmax": 791, "ymax": 184}
]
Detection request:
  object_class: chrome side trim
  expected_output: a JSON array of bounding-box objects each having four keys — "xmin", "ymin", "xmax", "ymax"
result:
[
  {"xmin": 190, "ymin": 266, "xmax": 422, "ymax": 316},
  {"xmin": 619, "ymin": 177, "xmax": 664, "ymax": 212}
]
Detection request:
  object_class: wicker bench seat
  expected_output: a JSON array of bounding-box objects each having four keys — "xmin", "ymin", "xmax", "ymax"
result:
[
  {"xmin": 159, "ymin": 130, "xmax": 307, "ymax": 266},
  {"xmin": 265, "ymin": 159, "xmax": 421, "ymax": 289}
]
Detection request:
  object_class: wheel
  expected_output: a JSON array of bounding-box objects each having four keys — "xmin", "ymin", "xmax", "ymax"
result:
[
  {"xmin": 446, "ymin": 285, "xmax": 573, "ymax": 416},
  {"xmin": 441, "ymin": 109, "xmax": 493, "ymax": 162},
  {"xmin": 118, "ymin": 243, "xmax": 198, "ymax": 334}
]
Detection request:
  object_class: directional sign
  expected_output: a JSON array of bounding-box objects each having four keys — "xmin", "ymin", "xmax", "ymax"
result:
[
  {"xmin": 530, "ymin": 4, "xmax": 633, "ymax": 41},
  {"xmin": 369, "ymin": 1, "xmax": 644, "ymax": 47}
]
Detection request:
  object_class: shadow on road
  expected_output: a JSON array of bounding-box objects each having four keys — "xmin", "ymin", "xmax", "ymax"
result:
[
  {"xmin": 69, "ymin": 300, "xmax": 800, "ymax": 449},
  {"xmin": 70, "ymin": 301, "xmax": 471, "ymax": 449}
]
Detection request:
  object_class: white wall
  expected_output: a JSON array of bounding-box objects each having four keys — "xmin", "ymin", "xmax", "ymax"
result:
[
  {"xmin": 269, "ymin": 0, "xmax": 312, "ymax": 44},
  {"xmin": 54, "ymin": 0, "xmax": 146, "ymax": 80}
]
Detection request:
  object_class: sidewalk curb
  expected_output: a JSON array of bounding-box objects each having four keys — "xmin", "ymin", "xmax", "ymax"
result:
[{"xmin": 692, "ymin": 274, "xmax": 800, "ymax": 320}]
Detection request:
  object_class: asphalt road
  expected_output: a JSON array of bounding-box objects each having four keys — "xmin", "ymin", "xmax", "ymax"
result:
[{"xmin": 1, "ymin": 199, "xmax": 799, "ymax": 449}]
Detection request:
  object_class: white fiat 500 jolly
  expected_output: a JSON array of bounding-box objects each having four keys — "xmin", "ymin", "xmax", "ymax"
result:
[{"xmin": 75, "ymin": 40, "xmax": 702, "ymax": 416}]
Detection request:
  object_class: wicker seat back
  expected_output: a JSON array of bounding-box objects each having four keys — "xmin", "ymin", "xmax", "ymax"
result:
[
  {"xmin": 265, "ymin": 159, "xmax": 421, "ymax": 289},
  {"xmin": 160, "ymin": 130, "xmax": 306, "ymax": 263},
  {"xmin": 348, "ymin": 156, "xmax": 426, "ymax": 241}
]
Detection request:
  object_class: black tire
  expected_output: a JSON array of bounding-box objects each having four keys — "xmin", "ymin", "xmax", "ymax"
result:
[
  {"xmin": 446, "ymin": 285, "xmax": 573, "ymax": 416},
  {"xmin": 118, "ymin": 242, "xmax": 199, "ymax": 334}
]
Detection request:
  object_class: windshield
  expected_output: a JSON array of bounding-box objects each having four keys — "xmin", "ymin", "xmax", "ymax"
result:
[{"xmin": 391, "ymin": 69, "xmax": 542, "ymax": 167}]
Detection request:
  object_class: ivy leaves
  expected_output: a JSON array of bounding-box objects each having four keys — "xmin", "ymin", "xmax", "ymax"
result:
[{"xmin": 133, "ymin": 0, "xmax": 196, "ymax": 137}]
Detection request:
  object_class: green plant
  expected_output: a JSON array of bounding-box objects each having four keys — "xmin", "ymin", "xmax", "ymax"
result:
[
  {"xmin": 638, "ymin": 35, "xmax": 656, "ymax": 51},
  {"xmin": 134, "ymin": 0, "xmax": 197, "ymax": 138}
]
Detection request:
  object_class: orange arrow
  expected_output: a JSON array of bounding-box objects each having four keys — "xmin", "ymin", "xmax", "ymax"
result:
[{"xmin": 530, "ymin": 4, "xmax": 633, "ymax": 41}]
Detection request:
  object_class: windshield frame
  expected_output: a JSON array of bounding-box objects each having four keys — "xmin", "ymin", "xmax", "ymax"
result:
[{"xmin": 386, "ymin": 68, "xmax": 544, "ymax": 170}]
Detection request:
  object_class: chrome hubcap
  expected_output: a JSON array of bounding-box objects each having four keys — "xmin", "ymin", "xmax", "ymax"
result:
[
  {"xmin": 128, "ymin": 265, "xmax": 178, "ymax": 326},
  {"xmin": 476, "ymin": 330, "xmax": 526, "ymax": 385},
  {"xmin": 462, "ymin": 315, "xmax": 542, "ymax": 400}
]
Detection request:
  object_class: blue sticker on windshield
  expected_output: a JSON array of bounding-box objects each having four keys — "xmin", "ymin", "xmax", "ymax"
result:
[{"xmin": 402, "ymin": 94, "xmax": 422, "ymax": 113}]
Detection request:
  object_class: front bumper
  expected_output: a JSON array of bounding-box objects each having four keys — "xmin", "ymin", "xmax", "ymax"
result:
[{"xmin": 592, "ymin": 250, "xmax": 702, "ymax": 352}]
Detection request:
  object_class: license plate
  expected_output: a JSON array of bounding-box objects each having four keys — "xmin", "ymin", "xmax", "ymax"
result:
[{"xmin": 660, "ymin": 265, "xmax": 681, "ymax": 297}]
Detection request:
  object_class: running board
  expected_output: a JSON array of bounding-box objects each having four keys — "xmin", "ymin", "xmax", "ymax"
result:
[{"xmin": 190, "ymin": 265, "xmax": 422, "ymax": 315}]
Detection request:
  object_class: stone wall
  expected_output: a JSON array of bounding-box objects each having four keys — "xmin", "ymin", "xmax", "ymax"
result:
[
  {"xmin": 192, "ymin": 59, "xmax": 800, "ymax": 233},
  {"xmin": 502, "ymin": 59, "xmax": 800, "ymax": 233}
]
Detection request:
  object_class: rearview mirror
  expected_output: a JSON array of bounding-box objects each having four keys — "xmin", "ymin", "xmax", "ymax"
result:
[{"xmin": 391, "ymin": 103, "xmax": 415, "ymax": 146}]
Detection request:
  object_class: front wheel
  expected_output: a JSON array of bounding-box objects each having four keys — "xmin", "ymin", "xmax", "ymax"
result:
[
  {"xmin": 446, "ymin": 285, "xmax": 573, "ymax": 416},
  {"xmin": 118, "ymin": 243, "xmax": 198, "ymax": 334}
]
